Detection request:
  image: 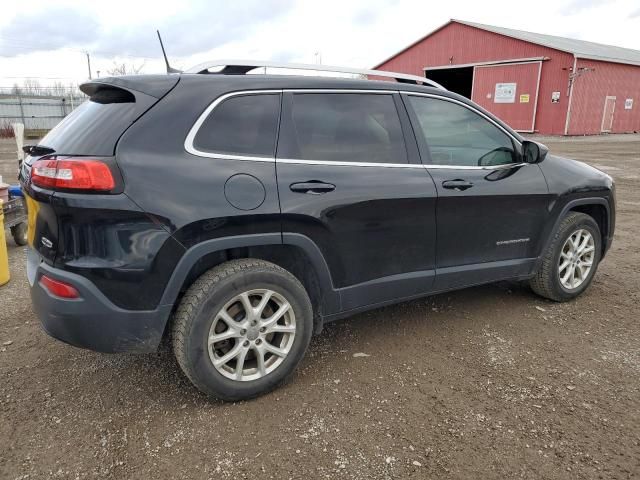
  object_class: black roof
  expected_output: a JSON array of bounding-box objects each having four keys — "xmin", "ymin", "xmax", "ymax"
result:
[
  {"xmin": 82, "ymin": 73, "xmax": 523, "ymax": 141},
  {"xmin": 85, "ymin": 72, "xmax": 444, "ymax": 96}
]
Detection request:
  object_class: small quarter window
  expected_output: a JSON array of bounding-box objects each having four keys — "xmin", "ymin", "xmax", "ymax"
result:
[
  {"xmin": 282, "ymin": 93, "xmax": 407, "ymax": 164},
  {"xmin": 193, "ymin": 93, "xmax": 280, "ymax": 157},
  {"xmin": 408, "ymin": 96, "xmax": 516, "ymax": 167}
]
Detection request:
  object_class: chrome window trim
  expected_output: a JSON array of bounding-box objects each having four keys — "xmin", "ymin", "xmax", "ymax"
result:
[
  {"xmin": 276, "ymin": 158, "xmax": 527, "ymax": 170},
  {"xmin": 184, "ymin": 88, "xmax": 527, "ymax": 171},
  {"xmin": 284, "ymin": 89, "xmax": 395, "ymax": 94},
  {"xmin": 184, "ymin": 89, "xmax": 282, "ymax": 161},
  {"xmin": 403, "ymin": 92, "xmax": 522, "ymax": 147},
  {"xmin": 277, "ymin": 158, "xmax": 424, "ymax": 168},
  {"xmin": 425, "ymin": 162, "xmax": 528, "ymax": 170}
]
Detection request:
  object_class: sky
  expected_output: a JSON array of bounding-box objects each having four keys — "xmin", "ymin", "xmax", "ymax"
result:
[{"xmin": 0, "ymin": 0, "xmax": 639, "ymax": 89}]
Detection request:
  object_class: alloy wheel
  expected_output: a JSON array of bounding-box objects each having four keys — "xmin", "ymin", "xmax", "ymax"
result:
[
  {"xmin": 558, "ymin": 228, "xmax": 595, "ymax": 290},
  {"xmin": 207, "ymin": 289, "xmax": 296, "ymax": 381}
]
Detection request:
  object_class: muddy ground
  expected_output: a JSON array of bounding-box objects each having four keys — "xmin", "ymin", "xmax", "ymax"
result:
[{"xmin": 1, "ymin": 135, "xmax": 639, "ymax": 479}]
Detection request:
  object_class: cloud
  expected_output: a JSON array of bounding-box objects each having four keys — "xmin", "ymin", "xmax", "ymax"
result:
[
  {"xmin": 353, "ymin": 9, "xmax": 378, "ymax": 26},
  {"xmin": 0, "ymin": 1, "xmax": 296, "ymax": 58},
  {"xmin": 2, "ymin": 0, "xmax": 639, "ymax": 86},
  {"xmin": 559, "ymin": 0, "xmax": 606, "ymax": 15},
  {"xmin": 630, "ymin": 7, "xmax": 640, "ymax": 18},
  {"xmin": 0, "ymin": 8, "xmax": 100, "ymax": 56},
  {"xmin": 351, "ymin": 0, "xmax": 400, "ymax": 26},
  {"xmin": 270, "ymin": 49, "xmax": 299, "ymax": 63}
]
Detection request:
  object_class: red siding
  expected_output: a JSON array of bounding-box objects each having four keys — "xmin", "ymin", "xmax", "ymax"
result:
[
  {"xmin": 375, "ymin": 22, "xmax": 575, "ymax": 134},
  {"xmin": 471, "ymin": 62, "xmax": 540, "ymax": 131},
  {"xmin": 535, "ymin": 57, "xmax": 574, "ymax": 135},
  {"xmin": 567, "ymin": 59, "xmax": 640, "ymax": 135}
]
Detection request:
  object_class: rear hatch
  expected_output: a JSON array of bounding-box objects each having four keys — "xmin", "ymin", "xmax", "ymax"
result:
[{"xmin": 20, "ymin": 75, "xmax": 179, "ymax": 264}]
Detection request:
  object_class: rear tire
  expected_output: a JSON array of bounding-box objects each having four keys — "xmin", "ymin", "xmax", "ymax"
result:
[
  {"xmin": 530, "ymin": 212, "xmax": 601, "ymax": 301},
  {"xmin": 11, "ymin": 223, "xmax": 27, "ymax": 246},
  {"xmin": 172, "ymin": 259, "xmax": 313, "ymax": 401}
]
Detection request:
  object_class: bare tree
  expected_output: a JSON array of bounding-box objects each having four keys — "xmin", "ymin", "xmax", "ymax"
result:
[
  {"xmin": 3, "ymin": 80, "xmax": 85, "ymax": 98},
  {"xmin": 106, "ymin": 61, "xmax": 146, "ymax": 76},
  {"xmin": 22, "ymin": 79, "xmax": 42, "ymax": 95},
  {"xmin": 68, "ymin": 82, "xmax": 83, "ymax": 98},
  {"xmin": 49, "ymin": 81, "xmax": 68, "ymax": 96}
]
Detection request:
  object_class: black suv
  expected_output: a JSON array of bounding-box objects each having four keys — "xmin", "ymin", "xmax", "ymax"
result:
[{"xmin": 20, "ymin": 63, "xmax": 615, "ymax": 401}]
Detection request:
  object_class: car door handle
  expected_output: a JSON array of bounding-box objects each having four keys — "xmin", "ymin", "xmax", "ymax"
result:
[
  {"xmin": 442, "ymin": 179, "xmax": 474, "ymax": 191},
  {"xmin": 290, "ymin": 181, "xmax": 336, "ymax": 194}
]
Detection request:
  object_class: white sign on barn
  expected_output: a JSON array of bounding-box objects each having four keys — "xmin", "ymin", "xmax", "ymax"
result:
[{"xmin": 494, "ymin": 83, "xmax": 517, "ymax": 103}]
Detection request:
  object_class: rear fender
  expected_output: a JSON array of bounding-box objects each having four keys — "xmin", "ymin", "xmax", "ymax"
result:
[{"xmin": 157, "ymin": 232, "xmax": 340, "ymax": 318}]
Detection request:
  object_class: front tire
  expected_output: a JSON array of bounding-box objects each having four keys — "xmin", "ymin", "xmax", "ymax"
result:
[
  {"xmin": 172, "ymin": 259, "xmax": 313, "ymax": 401},
  {"xmin": 530, "ymin": 212, "xmax": 601, "ymax": 301}
]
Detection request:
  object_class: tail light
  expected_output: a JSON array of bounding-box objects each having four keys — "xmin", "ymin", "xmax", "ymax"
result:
[
  {"xmin": 39, "ymin": 275, "xmax": 80, "ymax": 299},
  {"xmin": 31, "ymin": 158, "xmax": 115, "ymax": 191}
]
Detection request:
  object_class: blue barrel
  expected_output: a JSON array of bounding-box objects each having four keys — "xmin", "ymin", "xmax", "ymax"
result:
[{"xmin": 9, "ymin": 186, "xmax": 23, "ymax": 198}]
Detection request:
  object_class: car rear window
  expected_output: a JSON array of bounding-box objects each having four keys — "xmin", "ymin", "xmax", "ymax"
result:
[
  {"xmin": 36, "ymin": 86, "xmax": 152, "ymax": 156},
  {"xmin": 193, "ymin": 93, "xmax": 281, "ymax": 157}
]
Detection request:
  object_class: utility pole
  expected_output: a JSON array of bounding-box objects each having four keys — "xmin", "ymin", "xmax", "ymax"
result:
[{"xmin": 85, "ymin": 52, "xmax": 92, "ymax": 79}]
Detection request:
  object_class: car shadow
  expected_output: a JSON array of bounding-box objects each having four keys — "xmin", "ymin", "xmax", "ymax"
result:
[{"xmin": 90, "ymin": 279, "xmax": 540, "ymax": 405}]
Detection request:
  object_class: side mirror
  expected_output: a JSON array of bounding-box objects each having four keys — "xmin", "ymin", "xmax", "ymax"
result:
[{"xmin": 522, "ymin": 140, "xmax": 548, "ymax": 164}]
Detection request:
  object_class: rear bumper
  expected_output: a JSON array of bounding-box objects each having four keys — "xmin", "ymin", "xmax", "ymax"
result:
[{"xmin": 28, "ymin": 249, "xmax": 172, "ymax": 353}]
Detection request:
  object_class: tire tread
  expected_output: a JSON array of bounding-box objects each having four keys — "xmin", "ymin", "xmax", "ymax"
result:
[
  {"xmin": 171, "ymin": 258, "xmax": 309, "ymax": 400},
  {"xmin": 530, "ymin": 212, "xmax": 598, "ymax": 301}
]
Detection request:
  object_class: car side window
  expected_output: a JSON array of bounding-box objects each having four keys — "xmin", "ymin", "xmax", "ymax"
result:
[
  {"xmin": 193, "ymin": 93, "xmax": 280, "ymax": 157},
  {"xmin": 282, "ymin": 93, "xmax": 407, "ymax": 164},
  {"xmin": 408, "ymin": 96, "xmax": 516, "ymax": 167}
]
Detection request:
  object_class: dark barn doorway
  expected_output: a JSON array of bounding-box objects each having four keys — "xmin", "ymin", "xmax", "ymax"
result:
[{"xmin": 425, "ymin": 67, "xmax": 474, "ymax": 98}]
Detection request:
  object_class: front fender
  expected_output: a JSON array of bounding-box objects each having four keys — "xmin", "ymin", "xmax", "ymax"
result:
[{"xmin": 535, "ymin": 196, "xmax": 613, "ymax": 271}]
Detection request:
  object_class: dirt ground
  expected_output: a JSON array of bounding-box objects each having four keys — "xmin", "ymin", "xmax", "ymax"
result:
[{"xmin": 1, "ymin": 135, "xmax": 639, "ymax": 480}]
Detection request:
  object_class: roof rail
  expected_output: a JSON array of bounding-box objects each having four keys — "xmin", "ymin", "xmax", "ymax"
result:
[{"xmin": 183, "ymin": 59, "xmax": 446, "ymax": 90}]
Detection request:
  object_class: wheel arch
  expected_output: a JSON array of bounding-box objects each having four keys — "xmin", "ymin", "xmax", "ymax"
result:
[
  {"xmin": 158, "ymin": 233, "xmax": 339, "ymax": 338},
  {"xmin": 568, "ymin": 203, "xmax": 608, "ymax": 253},
  {"xmin": 537, "ymin": 197, "xmax": 611, "ymax": 271}
]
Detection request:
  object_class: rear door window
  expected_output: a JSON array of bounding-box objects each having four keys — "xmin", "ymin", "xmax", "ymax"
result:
[
  {"xmin": 279, "ymin": 93, "xmax": 407, "ymax": 164},
  {"xmin": 193, "ymin": 93, "xmax": 281, "ymax": 157}
]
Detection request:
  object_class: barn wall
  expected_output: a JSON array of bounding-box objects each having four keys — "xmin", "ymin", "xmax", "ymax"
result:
[
  {"xmin": 375, "ymin": 22, "xmax": 576, "ymax": 135},
  {"xmin": 568, "ymin": 59, "xmax": 640, "ymax": 135},
  {"xmin": 471, "ymin": 62, "xmax": 540, "ymax": 132}
]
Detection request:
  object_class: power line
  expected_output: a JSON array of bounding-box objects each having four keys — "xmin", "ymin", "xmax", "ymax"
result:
[
  {"xmin": 1, "ymin": 46, "xmax": 157, "ymax": 62},
  {"xmin": 0, "ymin": 76, "xmax": 81, "ymax": 80},
  {"xmin": 0, "ymin": 35, "xmax": 159, "ymax": 61}
]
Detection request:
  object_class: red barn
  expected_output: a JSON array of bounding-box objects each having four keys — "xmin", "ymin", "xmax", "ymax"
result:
[{"xmin": 374, "ymin": 20, "xmax": 640, "ymax": 135}]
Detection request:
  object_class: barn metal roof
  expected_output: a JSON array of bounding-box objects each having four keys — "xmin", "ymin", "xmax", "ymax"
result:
[
  {"xmin": 456, "ymin": 20, "xmax": 640, "ymax": 67},
  {"xmin": 374, "ymin": 19, "xmax": 640, "ymax": 68}
]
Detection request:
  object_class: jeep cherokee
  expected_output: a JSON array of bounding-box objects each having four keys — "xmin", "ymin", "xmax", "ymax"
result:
[{"xmin": 19, "ymin": 61, "xmax": 615, "ymax": 401}]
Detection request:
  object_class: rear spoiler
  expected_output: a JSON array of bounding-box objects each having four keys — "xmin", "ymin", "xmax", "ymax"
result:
[{"xmin": 80, "ymin": 75, "xmax": 179, "ymax": 99}]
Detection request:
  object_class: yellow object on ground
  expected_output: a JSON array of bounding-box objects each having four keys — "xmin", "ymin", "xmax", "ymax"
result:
[
  {"xmin": 0, "ymin": 200, "xmax": 10, "ymax": 286},
  {"xmin": 25, "ymin": 194, "xmax": 38, "ymax": 247}
]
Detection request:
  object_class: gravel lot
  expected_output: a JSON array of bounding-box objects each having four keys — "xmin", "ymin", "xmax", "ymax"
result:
[{"xmin": 1, "ymin": 135, "xmax": 639, "ymax": 479}]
